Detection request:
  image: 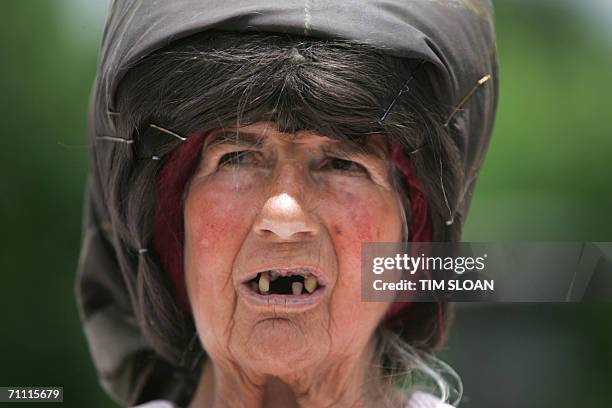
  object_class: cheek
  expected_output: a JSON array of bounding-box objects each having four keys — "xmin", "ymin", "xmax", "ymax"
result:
[
  {"xmin": 185, "ymin": 187, "xmax": 242, "ymax": 265},
  {"xmin": 185, "ymin": 173, "xmax": 265, "ymax": 260},
  {"xmin": 321, "ymin": 181, "xmax": 400, "ymax": 344},
  {"xmin": 185, "ymin": 176, "xmax": 258, "ymax": 248},
  {"xmin": 325, "ymin": 180, "xmax": 402, "ymax": 255},
  {"xmin": 183, "ymin": 181, "xmax": 256, "ymax": 348}
]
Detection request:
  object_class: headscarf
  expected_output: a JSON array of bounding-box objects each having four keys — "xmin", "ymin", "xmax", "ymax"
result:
[{"xmin": 76, "ymin": 0, "xmax": 498, "ymax": 404}]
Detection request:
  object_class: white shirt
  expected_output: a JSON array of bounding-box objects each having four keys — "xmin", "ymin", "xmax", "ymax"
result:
[{"xmin": 132, "ymin": 391, "xmax": 455, "ymax": 408}]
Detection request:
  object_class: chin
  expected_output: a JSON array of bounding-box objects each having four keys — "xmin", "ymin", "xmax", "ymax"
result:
[{"xmin": 235, "ymin": 318, "xmax": 324, "ymax": 376}]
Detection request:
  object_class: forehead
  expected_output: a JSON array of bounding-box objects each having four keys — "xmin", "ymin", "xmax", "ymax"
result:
[{"xmin": 205, "ymin": 121, "xmax": 390, "ymax": 158}]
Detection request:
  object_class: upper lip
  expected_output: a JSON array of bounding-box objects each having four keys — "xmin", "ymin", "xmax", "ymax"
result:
[{"xmin": 239, "ymin": 265, "xmax": 329, "ymax": 286}]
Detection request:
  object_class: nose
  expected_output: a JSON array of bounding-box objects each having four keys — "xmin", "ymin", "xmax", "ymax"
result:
[
  {"xmin": 254, "ymin": 193, "xmax": 320, "ymax": 241},
  {"xmin": 253, "ymin": 181, "xmax": 320, "ymax": 242}
]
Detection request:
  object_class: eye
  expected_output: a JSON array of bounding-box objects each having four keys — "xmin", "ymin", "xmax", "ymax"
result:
[
  {"xmin": 218, "ymin": 151, "xmax": 257, "ymax": 167},
  {"xmin": 325, "ymin": 157, "xmax": 368, "ymax": 174}
]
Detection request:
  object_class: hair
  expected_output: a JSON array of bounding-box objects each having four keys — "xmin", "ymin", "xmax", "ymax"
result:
[{"xmin": 106, "ymin": 30, "xmax": 464, "ymax": 406}]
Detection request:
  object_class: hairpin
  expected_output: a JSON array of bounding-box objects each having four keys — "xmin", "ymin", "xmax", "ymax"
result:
[
  {"xmin": 149, "ymin": 123, "xmax": 187, "ymax": 141},
  {"xmin": 444, "ymin": 74, "xmax": 492, "ymax": 127},
  {"xmin": 132, "ymin": 123, "xmax": 188, "ymax": 160},
  {"xmin": 409, "ymin": 143, "xmax": 428, "ymax": 155},
  {"xmin": 378, "ymin": 60, "xmax": 426, "ymax": 125},
  {"xmin": 96, "ymin": 135, "xmax": 134, "ymax": 144}
]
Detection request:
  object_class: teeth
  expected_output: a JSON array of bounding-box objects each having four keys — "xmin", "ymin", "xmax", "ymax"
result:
[
  {"xmin": 259, "ymin": 272, "xmax": 270, "ymax": 293},
  {"xmin": 304, "ymin": 274, "xmax": 317, "ymax": 293},
  {"xmin": 292, "ymin": 281, "xmax": 303, "ymax": 295},
  {"xmin": 270, "ymin": 271, "xmax": 279, "ymax": 281},
  {"xmin": 250, "ymin": 281, "xmax": 258, "ymax": 292}
]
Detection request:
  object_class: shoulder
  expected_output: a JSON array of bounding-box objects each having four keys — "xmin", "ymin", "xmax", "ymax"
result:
[
  {"xmin": 130, "ymin": 393, "xmax": 453, "ymax": 408},
  {"xmin": 406, "ymin": 391, "xmax": 456, "ymax": 408},
  {"xmin": 131, "ymin": 401, "xmax": 177, "ymax": 408}
]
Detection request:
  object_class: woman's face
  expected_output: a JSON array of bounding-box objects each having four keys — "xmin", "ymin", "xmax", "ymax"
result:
[{"xmin": 184, "ymin": 121, "xmax": 403, "ymax": 379}]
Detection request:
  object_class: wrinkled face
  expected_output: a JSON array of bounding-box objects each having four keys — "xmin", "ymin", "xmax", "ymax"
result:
[{"xmin": 184, "ymin": 121, "xmax": 403, "ymax": 377}]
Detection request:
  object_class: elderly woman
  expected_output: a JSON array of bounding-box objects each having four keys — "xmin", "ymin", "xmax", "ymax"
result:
[{"xmin": 75, "ymin": 1, "xmax": 498, "ymax": 407}]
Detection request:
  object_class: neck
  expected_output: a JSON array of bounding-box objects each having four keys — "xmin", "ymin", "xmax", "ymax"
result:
[{"xmin": 188, "ymin": 339, "xmax": 402, "ymax": 408}]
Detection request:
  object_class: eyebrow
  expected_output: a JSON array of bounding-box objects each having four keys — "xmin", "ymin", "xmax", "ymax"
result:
[
  {"xmin": 204, "ymin": 130, "xmax": 266, "ymax": 150},
  {"xmin": 204, "ymin": 129, "xmax": 388, "ymax": 160},
  {"xmin": 322, "ymin": 139, "xmax": 388, "ymax": 161}
]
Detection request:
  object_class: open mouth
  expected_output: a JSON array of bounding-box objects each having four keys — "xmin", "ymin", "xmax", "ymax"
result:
[
  {"xmin": 239, "ymin": 267, "xmax": 327, "ymax": 308},
  {"xmin": 247, "ymin": 268, "xmax": 323, "ymax": 296}
]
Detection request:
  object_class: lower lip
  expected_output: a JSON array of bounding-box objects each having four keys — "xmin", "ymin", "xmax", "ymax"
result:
[{"xmin": 238, "ymin": 282, "xmax": 326, "ymax": 311}]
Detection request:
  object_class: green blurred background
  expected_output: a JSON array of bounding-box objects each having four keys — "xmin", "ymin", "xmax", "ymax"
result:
[{"xmin": 0, "ymin": 1, "xmax": 610, "ymax": 407}]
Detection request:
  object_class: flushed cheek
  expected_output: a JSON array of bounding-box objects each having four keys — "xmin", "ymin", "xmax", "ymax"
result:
[
  {"xmin": 325, "ymin": 190, "xmax": 400, "ymax": 290},
  {"xmin": 326, "ymin": 193, "xmax": 399, "ymax": 251},
  {"xmin": 322, "ymin": 186, "xmax": 400, "ymax": 343},
  {"xmin": 183, "ymin": 184, "xmax": 256, "ymax": 347},
  {"xmin": 319, "ymin": 177, "xmax": 399, "ymax": 242},
  {"xmin": 185, "ymin": 184, "xmax": 254, "ymax": 255}
]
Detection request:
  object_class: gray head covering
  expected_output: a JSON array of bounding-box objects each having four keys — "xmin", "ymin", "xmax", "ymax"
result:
[{"xmin": 76, "ymin": 0, "xmax": 498, "ymax": 405}]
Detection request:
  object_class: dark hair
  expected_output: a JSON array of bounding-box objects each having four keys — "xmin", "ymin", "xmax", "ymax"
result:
[{"xmin": 107, "ymin": 29, "xmax": 462, "ymax": 403}]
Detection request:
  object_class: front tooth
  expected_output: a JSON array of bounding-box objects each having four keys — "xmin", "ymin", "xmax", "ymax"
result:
[
  {"xmin": 259, "ymin": 272, "xmax": 270, "ymax": 293},
  {"xmin": 270, "ymin": 271, "xmax": 279, "ymax": 281},
  {"xmin": 250, "ymin": 281, "xmax": 258, "ymax": 292},
  {"xmin": 304, "ymin": 275, "xmax": 317, "ymax": 293},
  {"xmin": 292, "ymin": 281, "xmax": 303, "ymax": 295}
]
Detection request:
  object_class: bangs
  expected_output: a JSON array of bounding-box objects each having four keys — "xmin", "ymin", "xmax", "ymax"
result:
[{"xmin": 117, "ymin": 30, "xmax": 422, "ymax": 158}]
